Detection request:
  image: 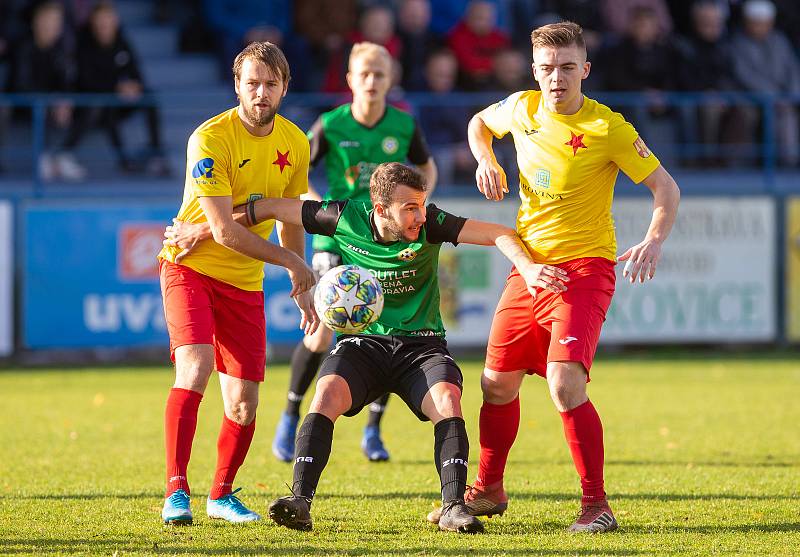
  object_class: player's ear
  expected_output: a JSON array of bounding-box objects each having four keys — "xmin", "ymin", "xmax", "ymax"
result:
[{"xmin": 582, "ymin": 61, "xmax": 591, "ymax": 80}]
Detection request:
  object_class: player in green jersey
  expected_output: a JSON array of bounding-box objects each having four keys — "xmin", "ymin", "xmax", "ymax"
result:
[
  {"xmin": 162, "ymin": 162, "xmax": 569, "ymax": 533},
  {"xmin": 274, "ymin": 42, "xmax": 438, "ymax": 464}
]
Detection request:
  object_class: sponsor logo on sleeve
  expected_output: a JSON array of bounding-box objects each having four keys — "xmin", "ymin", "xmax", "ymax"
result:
[
  {"xmin": 191, "ymin": 157, "xmax": 215, "ymax": 179},
  {"xmin": 633, "ymin": 136, "xmax": 651, "ymax": 158}
]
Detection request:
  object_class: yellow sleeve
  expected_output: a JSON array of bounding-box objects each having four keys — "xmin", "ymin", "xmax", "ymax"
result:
[
  {"xmin": 284, "ymin": 134, "xmax": 310, "ymax": 198},
  {"xmin": 187, "ymin": 131, "xmax": 232, "ymax": 197},
  {"xmin": 478, "ymin": 91, "xmax": 523, "ymax": 139},
  {"xmin": 608, "ymin": 113, "xmax": 660, "ymax": 184}
]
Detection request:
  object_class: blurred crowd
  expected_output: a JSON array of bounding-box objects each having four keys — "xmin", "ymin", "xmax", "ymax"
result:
[{"xmin": 1, "ymin": 0, "xmax": 800, "ymax": 183}]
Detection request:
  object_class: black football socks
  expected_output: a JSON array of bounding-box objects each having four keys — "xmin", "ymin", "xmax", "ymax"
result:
[
  {"xmin": 286, "ymin": 343, "xmax": 325, "ymax": 416},
  {"xmin": 292, "ymin": 412, "xmax": 335, "ymax": 501},
  {"xmin": 367, "ymin": 393, "xmax": 391, "ymax": 427},
  {"xmin": 434, "ymin": 417, "xmax": 469, "ymax": 503}
]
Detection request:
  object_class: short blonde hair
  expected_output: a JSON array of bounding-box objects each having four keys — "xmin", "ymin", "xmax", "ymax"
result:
[
  {"xmin": 348, "ymin": 42, "xmax": 392, "ymax": 71},
  {"xmin": 531, "ymin": 21, "xmax": 586, "ymax": 55}
]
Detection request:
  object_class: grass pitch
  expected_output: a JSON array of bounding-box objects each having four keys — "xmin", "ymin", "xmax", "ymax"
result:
[{"xmin": 1, "ymin": 353, "xmax": 798, "ymax": 556}]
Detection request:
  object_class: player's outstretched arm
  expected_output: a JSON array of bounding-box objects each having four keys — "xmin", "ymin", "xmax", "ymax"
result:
[
  {"xmin": 198, "ymin": 196, "xmax": 315, "ymax": 296},
  {"xmin": 163, "ymin": 198, "xmax": 305, "ymax": 256},
  {"xmin": 456, "ymin": 219, "xmax": 568, "ymax": 295},
  {"xmin": 618, "ymin": 164, "xmax": 680, "ymax": 283},
  {"xmin": 468, "ymin": 113, "xmax": 508, "ymax": 201}
]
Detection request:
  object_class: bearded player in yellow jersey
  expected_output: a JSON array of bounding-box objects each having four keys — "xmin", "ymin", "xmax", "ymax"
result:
[
  {"xmin": 157, "ymin": 42, "xmax": 319, "ymax": 525},
  {"xmin": 429, "ymin": 22, "xmax": 681, "ymax": 532}
]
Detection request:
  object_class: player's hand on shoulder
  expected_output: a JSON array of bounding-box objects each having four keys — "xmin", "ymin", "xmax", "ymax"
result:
[
  {"xmin": 286, "ymin": 259, "xmax": 317, "ymax": 297},
  {"xmin": 164, "ymin": 218, "xmax": 203, "ymax": 264},
  {"xmin": 518, "ymin": 262, "xmax": 569, "ymax": 297},
  {"xmin": 476, "ymin": 157, "xmax": 508, "ymax": 201},
  {"xmin": 293, "ymin": 290, "xmax": 320, "ymax": 335},
  {"xmin": 618, "ymin": 238, "xmax": 662, "ymax": 283}
]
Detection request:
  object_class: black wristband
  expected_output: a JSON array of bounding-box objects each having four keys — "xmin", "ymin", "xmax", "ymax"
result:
[{"xmin": 247, "ymin": 200, "xmax": 257, "ymax": 226}]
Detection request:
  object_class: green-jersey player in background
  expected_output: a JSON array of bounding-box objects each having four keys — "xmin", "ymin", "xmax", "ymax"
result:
[{"xmin": 274, "ymin": 42, "xmax": 438, "ymax": 464}]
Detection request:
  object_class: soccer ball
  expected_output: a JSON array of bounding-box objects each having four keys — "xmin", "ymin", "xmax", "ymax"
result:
[{"xmin": 314, "ymin": 265, "xmax": 384, "ymax": 334}]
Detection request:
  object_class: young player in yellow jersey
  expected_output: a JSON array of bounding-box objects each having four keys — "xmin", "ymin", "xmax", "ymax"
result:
[
  {"xmin": 157, "ymin": 42, "xmax": 319, "ymax": 525},
  {"xmin": 428, "ymin": 22, "xmax": 681, "ymax": 532}
]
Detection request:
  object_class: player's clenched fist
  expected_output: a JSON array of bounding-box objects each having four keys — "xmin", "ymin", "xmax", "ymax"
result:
[
  {"xmin": 518, "ymin": 261, "xmax": 570, "ymax": 297},
  {"xmin": 475, "ymin": 157, "xmax": 508, "ymax": 201}
]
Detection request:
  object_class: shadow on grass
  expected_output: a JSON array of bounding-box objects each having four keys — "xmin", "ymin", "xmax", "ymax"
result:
[
  {"xmin": 324, "ymin": 491, "xmax": 797, "ymax": 502},
  {"xmin": 399, "ymin": 458, "xmax": 798, "ymax": 468}
]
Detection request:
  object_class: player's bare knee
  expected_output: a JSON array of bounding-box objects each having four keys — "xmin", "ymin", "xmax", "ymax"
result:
[
  {"xmin": 429, "ymin": 383, "xmax": 462, "ymax": 418},
  {"xmin": 308, "ymin": 376, "xmax": 350, "ymax": 419},
  {"xmin": 546, "ymin": 363, "xmax": 588, "ymax": 411},
  {"xmin": 226, "ymin": 400, "xmax": 257, "ymax": 425},
  {"xmin": 480, "ymin": 369, "xmax": 522, "ymax": 404}
]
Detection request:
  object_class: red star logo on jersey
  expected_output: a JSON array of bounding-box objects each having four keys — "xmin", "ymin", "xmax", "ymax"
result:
[
  {"xmin": 565, "ymin": 132, "xmax": 588, "ymax": 156},
  {"xmin": 273, "ymin": 149, "xmax": 291, "ymax": 173}
]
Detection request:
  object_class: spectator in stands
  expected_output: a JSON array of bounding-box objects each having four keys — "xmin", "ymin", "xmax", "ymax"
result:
[
  {"xmin": 730, "ymin": 0, "xmax": 800, "ymax": 166},
  {"xmin": 674, "ymin": 0, "xmax": 737, "ymax": 166},
  {"xmin": 601, "ymin": 0, "xmax": 673, "ymax": 39},
  {"xmin": 4, "ymin": 1, "xmax": 77, "ymax": 181},
  {"xmin": 428, "ymin": 0, "xmax": 508, "ymax": 36},
  {"xmin": 447, "ymin": 0, "xmax": 510, "ymax": 90},
  {"xmin": 397, "ymin": 0, "xmax": 442, "ymax": 91},
  {"xmin": 59, "ymin": 0, "xmax": 169, "ymax": 178},
  {"xmin": 323, "ymin": 5, "xmax": 401, "ymax": 93},
  {"xmin": 419, "ymin": 49, "xmax": 474, "ymax": 184},
  {"xmin": 491, "ymin": 48, "xmax": 530, "ymax": 94},
  {"xmin": 203, "ymin": 0, "xmax": 294, "ymax": 80},
  {"xmin": 539, "ymin": 0, "xmax": 605, "ymax": 54},
  {"xmin": 603, "ymin": 6, "xmax": 677, "ymax": 148},
  {"xmin": 294, "ymin": 0, "xmax": 357, "ymax": 92}
]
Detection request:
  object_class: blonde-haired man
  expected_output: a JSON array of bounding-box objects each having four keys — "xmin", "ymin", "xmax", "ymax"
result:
[
  {"xmin": 158, "ymin": 41, "xmax": 318, "ymax": 525},
  {"xmin": 272, "ymin": 42, "xmax": 437, "ymax": 464},
  {"xmin": 430, "ymin": 21, "xmax": 680, "ymax": 532}
]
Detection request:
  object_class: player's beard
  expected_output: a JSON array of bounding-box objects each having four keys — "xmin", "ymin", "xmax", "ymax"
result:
[
  {"xmin": 384, "ymin": 214, "xmax": 419, "ymax": 243},
  {"xmin": 242, "ymin": 97, "xmax": 281, "ymax": 128}
]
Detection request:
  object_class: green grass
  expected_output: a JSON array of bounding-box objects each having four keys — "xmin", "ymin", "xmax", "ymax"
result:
[{"xmin": 1, "ymin": 355, "xmax": 798, "ymax": 556}]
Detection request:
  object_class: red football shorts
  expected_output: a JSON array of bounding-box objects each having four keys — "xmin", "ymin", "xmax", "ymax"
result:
[
  {"xmin": 485, "ymin": 257, "xmax": 616, "ymax": 379},
  {"xmin": 160, "ymin": 260, "xmax": 266, "ymax": 382}
]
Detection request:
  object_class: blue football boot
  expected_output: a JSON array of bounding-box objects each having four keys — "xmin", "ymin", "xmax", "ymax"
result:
[
  {"xmin": 162, "ymin": 489, "xmax": 193, "ymax": 525},
  {"xmin": 272, "ymin": 412, "xmax": 299, "ymax": 462},
  {"xmin": 361, "ymin": 425, "xmax": 390, "ymax": 462},
  {"xmin": 206, "ymin": 488, "xmax": 261, "ymax": 523}
]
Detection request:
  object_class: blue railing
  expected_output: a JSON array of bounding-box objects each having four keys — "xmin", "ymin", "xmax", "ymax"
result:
[{"xmin": 0, "ymin": 90, "xmax": 798, "ymax": 198}]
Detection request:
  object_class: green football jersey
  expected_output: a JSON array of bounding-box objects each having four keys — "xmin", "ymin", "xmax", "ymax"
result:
[
  {"xmin": 302, "ymin": 200, "xmax": 466, "ymax": 337},
  {"xmin": 307, "ymin": 104, "xmax": 431, "ymax": 252}
]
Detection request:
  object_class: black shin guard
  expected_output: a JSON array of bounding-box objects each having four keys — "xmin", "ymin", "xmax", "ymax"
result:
[
  {"xmin": 434, "ymin": 417, "xmax": 469, "ymax": 503},
  {"xmin": 286, "ymin": 344, "xmax": 324, "ymax": 416},
  {"xmin": 367, "ymin": 393, "xmax": 390, "ymax": 427},
  {"xmin": 292, "ymin": 413, "xmax": 334, "ymax": 500}
]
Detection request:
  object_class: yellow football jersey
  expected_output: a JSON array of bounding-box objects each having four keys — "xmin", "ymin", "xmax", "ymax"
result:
[
  {"xmin": 480, "ymin": 90, "xmax": 660, "ymax": 264},
  {"xmin": 158, "ymin": 107, "xmax": 310, "ymax": 291}
]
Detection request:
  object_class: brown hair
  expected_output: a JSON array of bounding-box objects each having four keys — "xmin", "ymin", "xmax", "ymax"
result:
[
  {"xmin": 232, "ymin": 41, "xmax": 291, "ymax": 84},
  {"xmin": 369, "ymin": 162, "xmax": 427, "ymax": 206},
  {"xmin": 531, "ymin": 21, "xmax": 586, "ymax": 53}
]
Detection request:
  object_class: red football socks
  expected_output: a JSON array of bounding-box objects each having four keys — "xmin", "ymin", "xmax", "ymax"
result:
[
  {"xmin": 560, "ymin": 400, "xmax": 606, "ymax": 501},
  {"xmin": 164, "ymin": 387, "xmax": 203, "ymax": 496},
  {"xmin": 209, "ymin": 415, "xmax": 256, "ymax": 500},
  {"xmin": 476, "ymin": 397, "xmax": 520, "ymax": 486}
]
